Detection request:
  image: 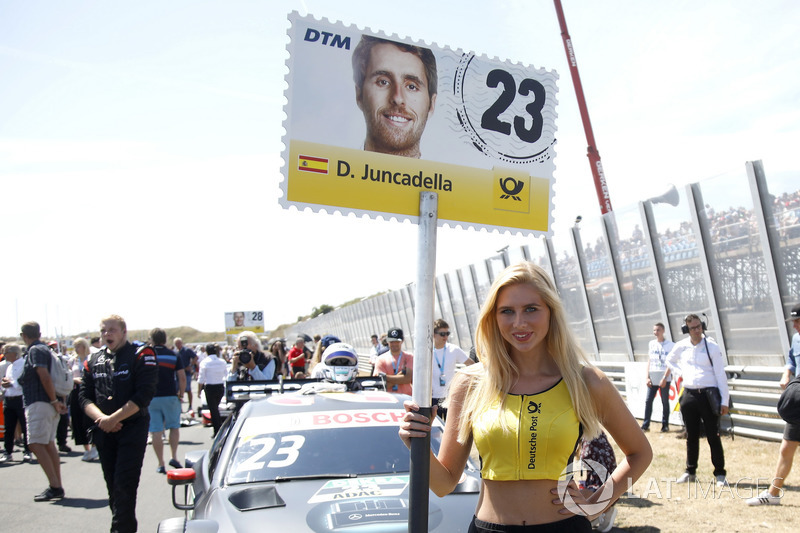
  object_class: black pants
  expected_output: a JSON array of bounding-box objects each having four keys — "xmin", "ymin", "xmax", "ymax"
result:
[
  {"xmin": 57, "ymin": 411, "xmax": 69, "ymax": 447},
  {"xmin": 3, "ymin": 396, "xmax": 29, "ymax": 454},
  {"xmin": 432, "ymin": 397, "xmax": 448, "ymax": 421},
  {"xmin": 204, "ymin": 383, "xmax": 225, "ymax": 436},
  {"xmin": 69, "ymin": 387, "xmax": 92, "ymax": 445},
  {"xmin": 680, "ymin": 388, "xmax": 725, "ymax": 476},
  {"xmin": 642, "ymin": 382, "xmax": 671, "ymax": 430},
  {"xmin": 95, "ymin": 415, "xmax": 149, "ymax": 533}
]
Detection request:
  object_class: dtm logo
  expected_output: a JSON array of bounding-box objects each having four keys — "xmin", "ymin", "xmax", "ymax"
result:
[{"xmin": 499, "ymin": 177, "xmax": 524, "ymax": 201}]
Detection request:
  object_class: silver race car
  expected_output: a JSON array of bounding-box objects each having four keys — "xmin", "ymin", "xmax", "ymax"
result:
[{"xmin": 159, "ymin": 378, "xmax": 480, "ymax": 532}]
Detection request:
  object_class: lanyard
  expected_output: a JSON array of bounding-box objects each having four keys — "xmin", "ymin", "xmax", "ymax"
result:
[
  {"xmin": 392, "ymin": 352, "xmax": 404, "ymax": 375},
  {"xmin": 434, "ymin": 347, "xmax": 445, "ymax": 373}
]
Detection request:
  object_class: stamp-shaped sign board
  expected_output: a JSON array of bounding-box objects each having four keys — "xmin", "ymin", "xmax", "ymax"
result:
[
  {"xmin": 225, "ymin": 311, "xmax": 265, "ymax": 335},
  {"xmin": 279, "ymin": 12, "xmax": 557, "ymax": 236}
]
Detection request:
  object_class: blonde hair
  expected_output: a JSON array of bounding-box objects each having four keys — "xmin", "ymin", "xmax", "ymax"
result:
[
  {"xmin": 100, "ymin": 314, "xmax": 127, "ymax": 331},
  {"xmin": 310, "ymin": 342, "xmax": 324, "ymax": 369},
  {"xmin": 455, "ymin": 261, "xmax": 602, "ymax": 443},
  {"xmin": 73, "ymin": 337, "xmax": 90, "ymax": 353}
]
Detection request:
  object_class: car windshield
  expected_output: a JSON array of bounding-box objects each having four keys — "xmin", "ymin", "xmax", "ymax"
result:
[{"xmin": 224, "ymin": 407, "xmax": 444, "ymax": 485}]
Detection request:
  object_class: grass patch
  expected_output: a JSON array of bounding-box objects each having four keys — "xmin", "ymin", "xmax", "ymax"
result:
[{"xmin": 608, "ymin": 426, "xmax": 796, "ymax": 532}]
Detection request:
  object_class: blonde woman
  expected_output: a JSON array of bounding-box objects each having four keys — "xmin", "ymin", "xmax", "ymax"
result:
[{"xmin": 400, "ymin": 262, "xmax": 651, "ymax": 532}]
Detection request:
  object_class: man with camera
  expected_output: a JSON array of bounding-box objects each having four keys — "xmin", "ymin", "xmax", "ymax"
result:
[
  {"xmin": 666, "ymin": 313, "xmax": 729, "ymax": 487},
  {"xmin": 227, "ymin": 332, "xmax": 275, "ymax": 382}
]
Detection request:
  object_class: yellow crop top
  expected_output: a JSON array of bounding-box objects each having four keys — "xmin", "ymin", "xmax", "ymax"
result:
[{"xmin": 472, "ymin": 379, "xmax": 582, "ymax": 480}]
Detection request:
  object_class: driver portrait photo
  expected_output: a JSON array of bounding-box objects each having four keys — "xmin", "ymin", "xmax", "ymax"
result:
[
  {"xmin": 352, "ymin": 35, "xmax": 438, "ymax": 159},
  {"xmin": 233, "ymin": 311, "xmax": 245, "ymax": 328}
]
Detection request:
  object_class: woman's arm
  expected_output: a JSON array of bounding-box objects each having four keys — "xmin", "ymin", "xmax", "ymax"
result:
[
  {"xmin": 399, "ymin": 372, "xmax": 473, "ymax": 497},
  {"xmin": 568, "ymin": 366, "xmax": 652, "ymax": 513}
]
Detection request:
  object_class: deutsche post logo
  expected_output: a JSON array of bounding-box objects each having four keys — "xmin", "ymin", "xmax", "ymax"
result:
[
  {"xmin": 493, "ymin": 168, "xmax": 530, "ymax": 214},
  {"xmin": 500, "ymin": 177, "xmax": 524, "ymax": 200}
]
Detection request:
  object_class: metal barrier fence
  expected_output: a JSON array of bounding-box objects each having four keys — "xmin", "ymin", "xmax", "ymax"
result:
[
  {"xmin": 291, "ymin": 160, "xmax": 798, "ymax": 440},
  {"xmin": 594, "ymin": 361, "xmax": 785, "ymax": 441}
]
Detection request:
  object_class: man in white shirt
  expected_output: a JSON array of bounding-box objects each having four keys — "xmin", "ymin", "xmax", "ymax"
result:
[
  {"xmin": 1, "ymin": 344, "xmax": 31, "ymax": 462},
  {"xmin": 641, "ymin": 322, "xmax": 675, "ymax": 432},
  {"xmin": 666, "ymin": 313, "xmax": 729, "ymax": 487},
  {"xmin": 430, "ymin": 319, "xmax": 473, "ymax": 420},
  {"xmin": 197, "ymin": 344, "xmax": 229, "ymax": 437}
]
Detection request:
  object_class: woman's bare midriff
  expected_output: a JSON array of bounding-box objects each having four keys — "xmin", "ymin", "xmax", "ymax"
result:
[{"xmin": 475, "ymin": 479, "xmax": 572, "ymax": 526}]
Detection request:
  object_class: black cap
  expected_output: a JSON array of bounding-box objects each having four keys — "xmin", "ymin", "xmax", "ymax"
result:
[
  {"xmin": 387, "ymin": 327, "xmax": 403, "ymax": 342},
  {"xmin": 788, "ymin": 304, "xmax": 800, "ymax": 321}
]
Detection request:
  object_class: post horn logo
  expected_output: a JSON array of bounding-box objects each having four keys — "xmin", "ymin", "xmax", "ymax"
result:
[{"xmin": 499, "ymin": 177, "xmax": 524, "ymax": 201}]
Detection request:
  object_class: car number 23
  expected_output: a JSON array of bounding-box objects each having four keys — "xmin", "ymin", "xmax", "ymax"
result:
[{"xmin": 238, "ymin": 435, "xmax": 306, "ymax": 471}]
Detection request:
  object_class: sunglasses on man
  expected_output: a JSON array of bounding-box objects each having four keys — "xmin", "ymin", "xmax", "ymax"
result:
[{"xmin": 436, "ymin": 331, "xmax": 450, "ymax": 337}]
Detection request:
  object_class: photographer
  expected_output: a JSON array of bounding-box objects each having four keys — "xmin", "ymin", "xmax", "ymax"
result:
[{"xmin": 226, "ymin": 331, "xmax": 276, "ymax": 382}]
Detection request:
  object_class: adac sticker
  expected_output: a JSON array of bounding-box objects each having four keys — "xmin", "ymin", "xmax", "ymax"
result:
[{"xmin": 308, "ymin": 475, "xmax": 409, "ymax": 504}]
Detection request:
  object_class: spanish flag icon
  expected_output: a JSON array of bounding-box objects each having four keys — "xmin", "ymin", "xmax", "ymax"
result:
[{"xmin": 298, "ymin": 155, "xmax": 329, "ymax": 174}]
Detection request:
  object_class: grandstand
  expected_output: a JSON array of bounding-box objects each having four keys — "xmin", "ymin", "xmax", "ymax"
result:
[{"xmin": 288, "ymin": 160, "xmax": 800, "ymax": 440}]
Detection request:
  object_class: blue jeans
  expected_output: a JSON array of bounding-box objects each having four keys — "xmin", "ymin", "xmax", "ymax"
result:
[{"xmin": 642, "ymin": 382, "xmax": 671, "ymax": 430}]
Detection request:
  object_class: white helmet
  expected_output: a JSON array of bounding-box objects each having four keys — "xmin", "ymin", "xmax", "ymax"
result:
[{"xmin": 321, "ymin": 342, "xmax": 359, "ymax": 383}]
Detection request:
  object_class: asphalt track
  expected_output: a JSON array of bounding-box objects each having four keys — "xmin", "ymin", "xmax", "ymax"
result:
[{"xmin": 0, "ymin": 406, "xmax": 212, "ymax": 533}]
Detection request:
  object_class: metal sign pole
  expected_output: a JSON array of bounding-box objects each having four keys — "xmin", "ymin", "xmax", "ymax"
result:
[{"xmin": 408, "ymin": 191, "xmax": 438, "ymax": 533}]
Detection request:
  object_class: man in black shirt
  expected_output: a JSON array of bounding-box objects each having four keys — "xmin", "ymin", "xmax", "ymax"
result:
[
  {"xmin": 80, "ymin": 314, "xmax": 158, "ymax": 533},
  {"xmin": 174, "ymin": 337, "xmax": 197, "ymax": 412}
]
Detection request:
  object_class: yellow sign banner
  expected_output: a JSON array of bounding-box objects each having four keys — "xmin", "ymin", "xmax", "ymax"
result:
[
  {"xmin": 280, "ymin": 12, "xmax": 557, "ymax": 236},
  {"xmin": 288, "ymin": 140, "xmax": 551, "ymax": 233}
]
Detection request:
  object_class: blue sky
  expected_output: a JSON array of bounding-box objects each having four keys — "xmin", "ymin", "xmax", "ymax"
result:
[{"xmin": 2, "ymin": 0, "xmax": 798, "ymax": 338}]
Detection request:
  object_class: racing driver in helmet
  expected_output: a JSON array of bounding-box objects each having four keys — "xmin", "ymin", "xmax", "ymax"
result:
[{"xmin": 311, "ymin": 342, "xmax": 362, "ymax": 390}]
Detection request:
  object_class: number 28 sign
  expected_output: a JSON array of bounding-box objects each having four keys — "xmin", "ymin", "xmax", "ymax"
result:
[{"xmin": 280, "ymin": 12, "xmax": 557, "ymax": 236}]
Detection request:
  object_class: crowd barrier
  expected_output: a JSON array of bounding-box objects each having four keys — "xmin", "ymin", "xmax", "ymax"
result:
[{"xmin": 292, "ymin": 160, "xmax": 798, "ymax": 441}]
